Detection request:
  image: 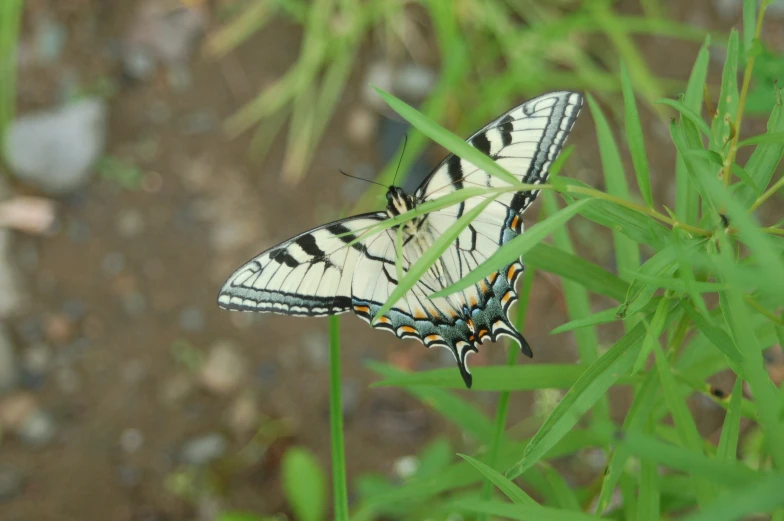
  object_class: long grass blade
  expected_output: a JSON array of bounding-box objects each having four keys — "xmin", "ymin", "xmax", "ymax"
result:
[{"xmin": 328, "ymin": 316, "xmax": 349, "ymax": 521}]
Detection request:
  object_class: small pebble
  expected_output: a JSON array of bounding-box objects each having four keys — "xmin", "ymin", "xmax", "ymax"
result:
[
  {"xmin": 61, "ymin": 298, "xmax": 87, "ymax": 321},
  {"xmin": 122, "ymin": 292, "xmax": 148, "ymax": 317},
  {"xmin": 120, "ymin": 428, "xmax": 145, "ymax": 453},
  {"xmin": 54, "ymin": 366, "xmax": 80, "ymax": 394},
  {"xmin": 200, "ymin": 340, "xmax": 246, "ymax": 396},
  {"xmin": 124, "ymin": 47, "xmax": 157, "ymax": 80},
  {"xmin": 301, "ymin": 332, "xmax": 328, "ymax": 369},
  {"xmin": 17, "ymin": 408, "xmax": 57, "ymax": 446},
  {"xmin": 345, "ymin": 107, "xmax": 377, "ymax": 145},
  {"xmin": 102, "ymin": 252, "xmax": 126, "ymax": 276},
  {"xmin": 159, "ymin": 373, "xmax": 194, "ymax": 406},
  {"xmin": 116, "ymin": 209, "xmax": 145, "ymax": 238},
  {"xmin": 44, "ymin": 312, "xmax": 75, "ymax": 345},
  {"xmin": 0, "ymin": 465, "xmax": 24, "ymax": 501},
  {"xmin": 180, "ymin": 433, "xmax": 228, "ymax": 466},
  {"xmin": 227, "ymin": 393, "xmax": 259, "ymax": 436},
  {"xmin": 393, "ymin": 455, "xmax": 419, "ymax": 479},
  {"xmin": 21, "ymin": 343, "xmax": 52, "ymax": 378},
  {"xmin": 66, "ymin": 219, "xmax": 92, "ymax": 242},
  {"xmin": 179, "ymin": 306, "xmax": 205, "ymax": 332},
  {"xmin": 342, "ymin": 379, "xmax": 360, "ymax": 416}
]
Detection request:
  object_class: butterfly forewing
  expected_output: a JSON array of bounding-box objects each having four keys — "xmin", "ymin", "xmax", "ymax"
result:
[{"xmin": 218, "ymin": 213, "xmax": 387, "ymax": 316}]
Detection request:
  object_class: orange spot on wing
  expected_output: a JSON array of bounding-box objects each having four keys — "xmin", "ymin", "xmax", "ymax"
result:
[
  {"xmin": 511, "ymin": 215, "xmax": 520, "ymax": 230},
  {"xmin": 399, "ymin": 326, "xmax": 417, "ymax": 334},
  {"xmin": 425, "ymin": 334, "xmax": 441, "ymax": 343},
  {"xmin": 378, "ymin": 316, "xmax": 391, "ymax": 324},
  {"xmin": 413, "ymin": 310, "xmax": 427, "ymax": 319},
  {"xmin": 507, "ymin": 264, "xmax": 519, "ymax": 282},
  {"xmin": 469, "ymin": 296, "xmax": 478, "ymax": 307},
  {"xmin": 501, "ymin": 292, "xmax": 512, "ymax": 304},
  {"xmin": 479, "ymin": 280, "xmax": 488, "ymax": 293},
  {"xmin": 478, "ymin": 329, "xmax": 489, "ymax": 338},
  {"xmin": 488, "ymin": 272, "xmax": 498, "ymax": 284},
  {"xmin": 354, "ymin": 305, "xmax": 370, "ymax": 314}
]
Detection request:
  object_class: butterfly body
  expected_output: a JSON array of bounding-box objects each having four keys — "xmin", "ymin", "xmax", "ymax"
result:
[{"xmin": 219, "ymin": 91, "xmax": 583, "ymax": 388}]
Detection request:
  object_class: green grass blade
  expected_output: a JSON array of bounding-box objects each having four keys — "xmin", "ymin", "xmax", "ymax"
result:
[
  {"xmin": 506, "ymin": 307, "xmax": 678, "ymax": 480},
  {"xmin": 658, "ymin": 98, "xmax": 714, "ymax": 140},
  {"xmin": 459, "ymin": 454, "xmax": 538, "ymax": 506},
  {"xmin": 679, "ymin": 473, "xmax": 784, "ymax": 521},
  {"xmin": 372, "ymin": 364, "xmax": 592, "ymax": 390},
  {"xmin": 632, "ymin": 293, "xmax": 670, "ymax": 373},
  {"xmin": 742, "ymin": 0, "xmax": 756, "ymax": 61},
  {"xmin": 451, "ymin": 499, "xmax": 601, "ymax": 521},
  {"xmin": 585, "ymin": 93, "xmax": 640, "ymax": 282},
  {"xmin": 0, "ymin": 0, "xmax": 23, "ymax": 149},
  {"xmin": 638, "ymin": 454, "xmax": 661, "ymax": 521},
  {"xmin": 537, "ymin": 462, "xmax": 582, "ymax": 511},
  {"xmin": 651, "ymin": 326, "xmax": 716, "ymax": 504},
  {"xmin": 676, "ymin": 35, "xmax": 711, "ymax": 223},
  {"xmin": 542, "ymin": 192, "xmax": 609, "ymax": 423},
  {"xmin": 713, "ymin": 29, "xmax": 740, "ymax": 149},
  {"xmin": 550, "ymin": 307, "xmax": 622, "ymax": 334},
  {"xmin": 374, "ymin": 195, "xmax": 498, "ymax": 320},
  {"xmin": 610, "ymin": 427, "xmax": 759, "ymax": 486},
  {"xmin": 621, "ymin": 62, "xmax": 653, "ymax": 207},
  {"xmin": 525, "ymin": 243, "xmax": 629, "ymax": 301},
  {"xmin": 682, "ymin": 304, "xmax": 743, "ymax": 365},
  {"xmin": 374, "ymin": 87, "xmax": 519, "ymax": 186},
  {"xmin": 366, "ymin": 362, "xmax": 500, "ymax": 444},
  {"xmin": 282, "ymin": 447, "xmax": 328, "ymax": 521},
  {"xmin": 738, "ymin": 90, "xmax": 784, "ymax": 207},
  {"xmin": 717, "ymin": 377, "xmax": 744, "ymax": 462},
  {"xmin": 737, "ymin": 131, "xmax": 784, "ymax": 147},
  {"xmin": 430, "ymin": 198, "xmax": 593, "ymax": 298},
  {"xmin": 328, "ymin": 316, "xmax": 349, "ymax": 521}
]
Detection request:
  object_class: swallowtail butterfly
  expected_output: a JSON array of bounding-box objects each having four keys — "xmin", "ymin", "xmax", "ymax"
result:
[{"xmin": 218, "ymin": 91, "xmax": 583, "ymax": 388}]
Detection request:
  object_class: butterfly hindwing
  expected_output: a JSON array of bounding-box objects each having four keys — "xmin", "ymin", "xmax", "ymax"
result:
[{"xmin": 218, "ymin": 213, "xmax": 387, "ymax": 316}]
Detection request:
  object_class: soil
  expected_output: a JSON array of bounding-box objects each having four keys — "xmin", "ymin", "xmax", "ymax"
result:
[{"xmin": 1, "ymin": 1, "xmax": 770, "ymax": 520}]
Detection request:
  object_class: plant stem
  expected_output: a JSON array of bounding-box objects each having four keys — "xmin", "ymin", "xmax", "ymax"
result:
[
  {"xmin": 329, "ymin": 315, "xmax": 350, "ymax": 521},
  {"xmin": 749, "ymin": 175, "xmax": 784, "ymax": 213},
  {"xmin": 722, "ymin": 2, "xmax": 768, "ymax": 188}
]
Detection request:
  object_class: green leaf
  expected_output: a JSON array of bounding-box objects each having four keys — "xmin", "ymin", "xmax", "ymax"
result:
[
  {"xmin": 651, "ymin": 322, "xmax": 716, "ymax": 504},
  {"xmin": 737, "ymin": 131, "xmax": 784, "ymax": 147},
  {"xmin": 717, "ymin": 377, "xmax": 744, "ymax": 462},
  {"xmin": 679, "ymin": 473, "xmax": 784, "ymax": 521},
  {"xmin": 621, "ymin": 62, "xmax": 653, "ymax": 207},
  {"xmin": 617, "ymin": 246, "xmax": 678, "ymax": 319},
  {"xmin": 632, "ymin": 294, "xmax": 670, "ymax": 373},
  {"xmin": 459, "ymin": 454, "xmax": 538, "ymax": 506},
  {"xmin": 550, "ymin": 307, "xmax": 621, "ymax": 334},
  {"xmin": 375, "ymin": 195, "xmax": 498, "ymax": 319},
  {"xmin": 610, "ymin": 427, "xmax": 759, "ymax": 487},
  {"xmin": 430, "ymin": 198, "xmax": 593, "ymax": 298},
  {"xmin": 367, "ymin": 362, "xmax": 500, "ymax": 444},
  {"xmin": 623, "ymin": 270, "xmax": 729, "ymax": 293},
  {"xmin": 537, "ymin": 461, "xmax": 582, "ymax": 511},
  {"xmin": 713, "ymin": 29, "xmax": 740, "ymax": 148},
  {"xmin": 506, "ymin": 307, "xmax": 678, "ymax": 480},
  {"xmin": 742, "ymin": 0, "xmax": 756, "ymax": 62},
  {"xmin": 586, "ymin": 93, "xmax": 640, "ymax": 282},
  {"xmin": 372, "ymin": 364, "xmax": 592, "ymax": 391},
  {"xmin": 451, "ymin": 499, "xmax": 601, "ymax": 521},
  {"xmin": 676, "ymin": 35, "xmax": 710, "ymax": 224},
  {"xmin": 525, "ymin": 243, "xmax": 628, "ymax": 301},
  {"xmin": 374, "ymin": 87, "xmax": 519, "ymax": 186},
  {"xmin": 739, "ymin": 88, "xmax": 784, "ymax": 207},
  {"xmin": 658, "ymin": 97, "xmax": 714, "ymax": 140},
  {"xmin": 682, "ymin": 304, "xmax": 743, "ymax": 364},
  {"xmin": 282, "ymin": 447, "xmax": 327, "ymax": 521}
]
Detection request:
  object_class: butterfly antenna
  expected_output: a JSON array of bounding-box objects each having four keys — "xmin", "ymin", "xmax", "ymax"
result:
[
  {"xmin": 338, "ymin": 169, "xmax": 387, "ymax": 189},
  {"xmin": 391, "ymin": 134, "xmax": 408, "ymax": 187}
]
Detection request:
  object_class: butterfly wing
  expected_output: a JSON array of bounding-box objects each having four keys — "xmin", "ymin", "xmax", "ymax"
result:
[{"xmin": 218, "ymin": 212, "xmax": 387, "ymax": 316}]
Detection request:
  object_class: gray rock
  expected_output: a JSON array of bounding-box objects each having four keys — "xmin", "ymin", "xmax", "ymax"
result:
[
  {"xmin": 180, "ymin": 433, "xmax": 228, "ymax": 465},
  {"xmin": 120, "ymin": 428, "xmax": 144, "ymax": 453},
  {"xmin": 179, "ymin": 306, "xmax": 205, "ymax": 332},
  {"xmin": 0, "ymin": 465, "xmax": 24, "ymax": 501},
  {"xmin": 17, "ymin": 408, "xmax": 57, "ymax": 446},
  {"xmin": 116, "ymin": 209, "xmax": 145, "ymax": 238},
  {"xmin": 3, "ymin": 98, "xmax": 108, "ymax": 195},
  {"xmin": 0, "ymin": 325, "xmax": 19, "ymax": 392}
]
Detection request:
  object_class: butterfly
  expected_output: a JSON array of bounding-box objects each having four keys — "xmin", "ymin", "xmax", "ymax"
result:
[{"xmin": 218, "ymin": 91, "xmax": 583, "ymax": 388}]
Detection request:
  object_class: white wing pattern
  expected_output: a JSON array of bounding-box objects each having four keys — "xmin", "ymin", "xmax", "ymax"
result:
[{"xmin": 219, "ymin": 91, "xmax": 583, "ymax": 388}]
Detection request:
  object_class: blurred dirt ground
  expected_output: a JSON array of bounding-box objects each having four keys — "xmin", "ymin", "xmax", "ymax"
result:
[{"xmin": 0, "ymin": 0, "xmax": 769, "ymax": 520}]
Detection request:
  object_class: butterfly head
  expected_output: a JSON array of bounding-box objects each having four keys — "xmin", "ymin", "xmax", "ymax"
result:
[{"xmin": 385, "ymin": 186, "xmax": 416, "ymax": 218}]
